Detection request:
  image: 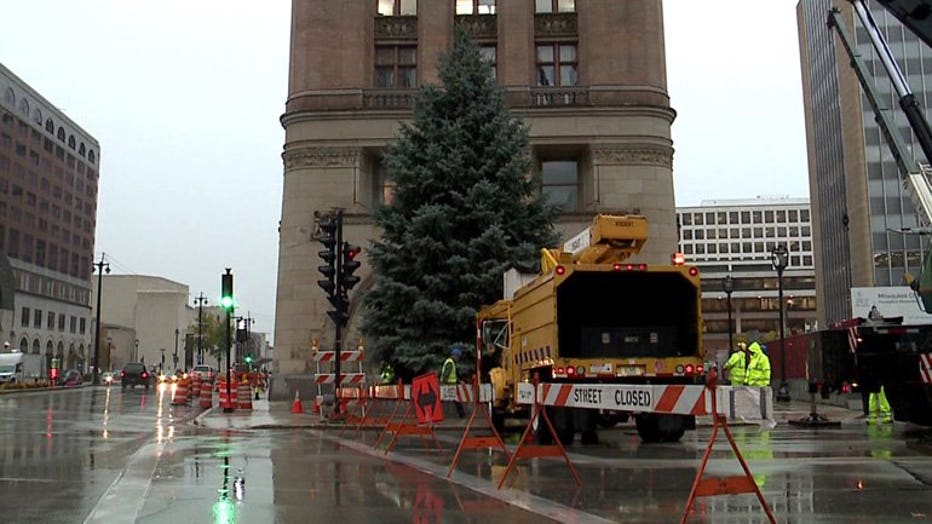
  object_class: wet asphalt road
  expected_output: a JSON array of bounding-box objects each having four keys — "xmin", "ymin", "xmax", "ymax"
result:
[{"xmin": 2, "ymin": 385, "xmax": 932, "ymax": 523}]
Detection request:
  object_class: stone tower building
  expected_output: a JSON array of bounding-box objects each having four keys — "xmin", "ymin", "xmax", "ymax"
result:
[{"xmin": 275, "ymin": 0, "xmax": 677, "ymax": 376}]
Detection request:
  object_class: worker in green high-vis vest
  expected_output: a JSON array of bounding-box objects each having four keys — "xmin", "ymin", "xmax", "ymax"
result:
[{"xmin": 441, "ymin": 347, "xmax": 465, "ymax": 418}]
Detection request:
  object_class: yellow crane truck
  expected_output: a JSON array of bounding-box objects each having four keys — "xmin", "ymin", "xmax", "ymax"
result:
[{"xmin": 478, "ymin": 214, "xmax": 706, "ymax": 443}]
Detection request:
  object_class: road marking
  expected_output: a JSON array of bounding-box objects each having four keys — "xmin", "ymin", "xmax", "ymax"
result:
[{"xmin": 82, "ymin": 439, "xmax": 162, "ymax": 524}]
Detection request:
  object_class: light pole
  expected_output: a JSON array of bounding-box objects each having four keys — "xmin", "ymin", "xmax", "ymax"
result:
[
  {"xmin": 92, "ymin": 254, "xmax": 110, "ymax": 385},
  {"xmin": 722, "ymin": 275, "xmax": 734, "ymax": 353},
  {"xmin": 771, "ymin": 244, "xmax": 791, "ymax": 402},
  {"xmin": 194, "ymin": 292, "xmax": 208, "ymax": 365},
  {"xmin": 173, "ymin": 328, "xmax": 179, "ymax": 369},
  {"xmin": 134, "ymin": 339, "xmax": 139, "ymax": 362},
  {"xmin": 106, "ymin": 337, "xmax": 112, "ymax": 371}
]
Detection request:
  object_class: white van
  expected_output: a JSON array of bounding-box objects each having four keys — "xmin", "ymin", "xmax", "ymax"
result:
[{"xmin": 0, "ymin": 351, "xmax": 26, "ymax": 384}]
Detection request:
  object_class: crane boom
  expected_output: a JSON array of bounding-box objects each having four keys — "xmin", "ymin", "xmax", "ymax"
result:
[{"xmin": 828, "ymin": 4, "xmax": 932, "ymax": 230}]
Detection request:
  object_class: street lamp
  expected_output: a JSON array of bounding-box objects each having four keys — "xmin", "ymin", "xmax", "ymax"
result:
[
  {"xmin": 771, "ymin": 244, "xmax": 791, "ymax": 402},
  {"xmin": 722, "ymin": 275, "xmax": 734, "ymax": 353},
  {"xmin": 92, "ymin": 254, "xmax": 110, "ymax": 385},
  {"xmin": 173, "ymin": 328, "xmax": 179, "ymax": 369},
  {"xmin": 134, "ymin": 338, "xmax": 139, "ymax": 362},
  {"xmin": 194, "ymin": 292, "xmax": 208, "ymax": 365}
]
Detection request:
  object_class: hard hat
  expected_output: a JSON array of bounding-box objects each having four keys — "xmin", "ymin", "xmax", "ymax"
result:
[
  {"xmin": 737, "ymin": 342, "xmax": 747, "ymax": 350},
  {"xmin": 451, "ymin": 347, "xmax": 462, "ymax": 358}
]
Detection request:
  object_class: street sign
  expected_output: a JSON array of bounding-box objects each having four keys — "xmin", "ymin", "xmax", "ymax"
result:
[{"xmin": 412, "ymin": 372, "xmax": 443, "ymax": 423}]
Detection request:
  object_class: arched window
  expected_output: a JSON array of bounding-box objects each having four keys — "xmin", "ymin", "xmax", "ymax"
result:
[
  {"xmin": 45, "ymin": 118, "xmax": 54, "ymax": 133},
  {"xmin": 78, "ymin": 343, "xmax": 85, "ymax": 358},
  {"xmin": 67, "ymin": 135, "xmax": 75, "ymax": 149},
  {"xmin": 4, "ymin": 87, "xmax": 15, "ymax": 105},
  {"xmin": 33, "ymin": 107, "xmax": 42, "ymax": 125},
  {"xmin": 45, "ymin": 340, "xmax": 53, "ymax": 355},
  {"xmin": 78, "ymin": 143, "xmax": 85, "ymax": 156},
  {"xmin": 88, "ymin": 150, "xmax": 96, "ymax": 164},
  {"xmin": 56, "ymin": 341, "xmax": 64, "ymax": 356},
  {"xmin": 19, "ymin": 337, "xmax": 28, "ymax": 352},
  {"xmin": 57, "ymin": 127, "xmax": 65, "ymax": 141},
  {"xmin": 32, "ymin": 339, "xmax": 40, "ymax": 355},
  {"xmin": 18, "ymin": 98, "xmax": 29, "ymax": 116}
]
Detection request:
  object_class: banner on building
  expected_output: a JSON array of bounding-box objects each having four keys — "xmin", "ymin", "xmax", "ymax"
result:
[{"xmin": 850, "ymin": 286, "xmax": 932, "ymax": 325}]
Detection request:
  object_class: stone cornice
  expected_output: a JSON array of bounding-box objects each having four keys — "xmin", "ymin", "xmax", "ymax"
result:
[
  {"xmin": 592, "ymin": 144, "xmax": 673, "ymax": 168},
  {"xmin": 283, "ymin": 147, "xmax": 361, "ymax": 169}
]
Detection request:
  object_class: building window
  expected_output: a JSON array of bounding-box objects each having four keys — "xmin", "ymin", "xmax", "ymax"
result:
[
  {"xmin": 479, "ymin": 45, "xmax": 496, "ymax": 80},
  {"xmin": 457, "ymin": 0, "xmax": 495, "ymax": 15},
  {"xmin": 79, "ymin": 317, "xmax": 86, "ymax": 335},
  {"xmin": 58, "ymin": 314, "xmax": 65, "ymax": 331},
  {"xmin": 33, "ymin": 309, "xmax": 42, "ymax": 328},
  {"xmin": 377, "ymin": 0, "xmax": 416, "ymax": 16},
  {"xmin": 69, "ymin": 315, "xmax": 76, "ymax": 334},
  {"xmin": 541, "ymin": 160, "xmax": 578, "ymax": 211},
  {"xmin": 535, "ymin": 0, "xmax": 575, "ymax": 13},
  {"xmin": 536, "ymin": 44, "xmax": 577, "ymax": 86},
  {"xmin": 20, "ymin": 307, "xmax": 29, "ymax": 327},
  {"xmin": 47, "ymin": 311, "xmax": 55, "ymax": 330},
  {"xmin": 375, "ymin": 158, "xmax": 395, "ymax": 207},
  {"xmin": 375, "ymin": 46, "xmax": 417, "ymax": 88}
]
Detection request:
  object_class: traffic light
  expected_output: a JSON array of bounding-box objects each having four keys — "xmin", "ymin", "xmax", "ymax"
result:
[
  {"xmin": 220, "ymin": 269, "xmax": 234, "ymax": 310},
  {"xmin": 317, "ymin": 215, "xmax": 338, "ymax": 297},
  {"xmin": 244, "ymin": 355, "xmax": 253, "ymax": 365},
  {"xmin": 327, "ymin": 292, "xmax": 350, "ymax": 327},
  {"xmin": 340, "ymin": 243, "xmax": 362, "ymax": 292}
]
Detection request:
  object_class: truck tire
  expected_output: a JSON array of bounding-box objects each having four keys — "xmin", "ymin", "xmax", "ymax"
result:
[{"xmin": 636, "ymin": 413, "xmax": 687, "ymax": 443}]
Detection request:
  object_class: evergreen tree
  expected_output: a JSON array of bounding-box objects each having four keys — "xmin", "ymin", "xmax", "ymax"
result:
[{"xmin": 361, "ymin": 27, "xmax": 559, "ymax": 381}]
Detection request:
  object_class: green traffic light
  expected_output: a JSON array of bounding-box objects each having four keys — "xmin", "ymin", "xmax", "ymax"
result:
[
  {"xmin": 220, "ymin": 296, "xmax": 234, "ymax": 309},
  {"xmin": 245, "ymin": 356, "xmax": 253, "ymax": 363}
]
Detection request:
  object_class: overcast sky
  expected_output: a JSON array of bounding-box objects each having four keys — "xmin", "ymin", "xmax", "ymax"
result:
[{"xmin": 0, "ymin": 0, "xmax": 809, "ymax": 343}]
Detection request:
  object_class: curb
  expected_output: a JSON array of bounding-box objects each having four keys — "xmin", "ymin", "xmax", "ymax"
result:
[
  {"xmin": 0, "ymin": 383, "xmax": 96, "ymax": 395},
  {"xmin": 192, "ymin": 406, "xmax": 215, "ymax": 426}
]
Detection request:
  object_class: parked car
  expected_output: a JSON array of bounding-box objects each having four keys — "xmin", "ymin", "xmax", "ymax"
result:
[
  {"xmin": 120, "ymin": 362, "xmax": 151, "ymax": 389},
  {"xmin": 59, "ymin": 369, "xmax": 82, "ymax": 387}
]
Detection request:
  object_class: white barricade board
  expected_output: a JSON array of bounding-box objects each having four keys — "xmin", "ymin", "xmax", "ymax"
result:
[
  {"xmin": 515, "ymin": 382, "xmax": 775, "ymax": 423},
  {"xmin": 438, "ymin": 383, "xmax": 494, "ymax": 403}
]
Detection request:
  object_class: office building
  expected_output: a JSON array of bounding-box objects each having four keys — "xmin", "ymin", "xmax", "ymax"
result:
[
  {"xmin": 275, "ymin": 0, "xmax": 678, "ymax": 376},
  {"xmin": 676, "ymin": 196, "xmax": 818, "ymax": 358},
  {"xmin": 798, "ymin": 0, "xmax": 932, "ymax": 326},
  {"xmin": 0, "ymin": 63, "xmax": 100, "ymax": 373}
]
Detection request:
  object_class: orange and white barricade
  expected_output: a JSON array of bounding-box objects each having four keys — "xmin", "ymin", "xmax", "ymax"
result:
[
  {"xmin": 199, "ymin": 380, "xmax": 213, "ymax": 409},
  {"xmin": 218, "ymin": 380, "xmax": 237, "ymax": 411},
  {"xmin": 191, "ymin": 375, "xmax": 202, "ymax": 400},
  {"xmin": 172, "ymin": 377, "xmax": 189, "ymax": 405},
  {"xmin": 237, "ymin": 381, "xmax": 253, "ymax": 410}
]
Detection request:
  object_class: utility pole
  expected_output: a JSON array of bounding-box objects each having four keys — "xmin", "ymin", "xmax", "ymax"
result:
[
  {"xmin": 194, "ymin": 292, "xmax": 208, "ymax": 365},
  {"xmin": 92, "ymin": 253, "xmax": 110, "ymax": 386}
]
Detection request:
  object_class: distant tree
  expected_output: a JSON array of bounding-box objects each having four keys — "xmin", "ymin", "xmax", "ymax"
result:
[
  {"xmin": 187, "ymin": 312, "xmax": 227, "ymax": 369},
  {"xmin": 361, "ymin": 27, "xmax": 559, "ymax": 381}
]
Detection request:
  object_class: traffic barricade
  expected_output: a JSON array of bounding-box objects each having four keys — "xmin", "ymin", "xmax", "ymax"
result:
[
  {"xmin": 199, "ymin": 380, "xmax": 213, "ymax": 409},
  {"xmin": 191, "ymin": 375, "xmax": 202, "ymax": 400},
  {"xmin": 237, "ymin": 381, "xmax": 253, "ymax": 410},
  {"xmin": 447, "ymin": 377, "xmax": 507, "ymax": 477},
  {"xmin": 312, "ymin": 340, "xmax": 367, "ymax": 420},
  {"xmin": 172, "ymin": 377, "xmax": 189, "ymax": 406},
  {"xmin": 506, "ymin": 373, "xmax": 777, "ymax": 522},
  {"xmin": 381, "ymin": 373, "xmax": 442, "ymax": 454},
  {"xmin": 218, "ymin": 379, "xmax": 237, "ymax": 411}
]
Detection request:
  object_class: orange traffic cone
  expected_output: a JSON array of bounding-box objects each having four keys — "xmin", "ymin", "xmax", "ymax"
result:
[{"xmin": 291, "ymin": 390, "xmax": 304, "ymax": 414}]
